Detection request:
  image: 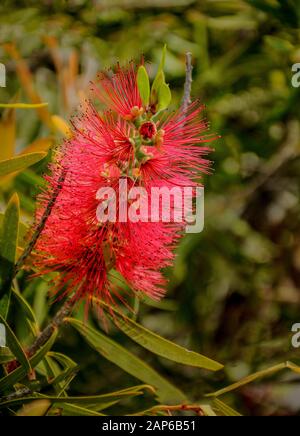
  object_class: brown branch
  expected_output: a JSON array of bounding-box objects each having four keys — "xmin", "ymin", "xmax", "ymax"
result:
[
  {"xmin": 181, "ymin": 52, "xmax": 193, "ymax": 111},
  {"xmin": 27, "ymin": 298, "xmax": 73, "ymax": 357},
  {"xmin": 14, "ymin": 167, "xmax": 67, "ymax": 276},
  {"xmin": 134, "ymin": 403, "xmax": 205, "ymax": 416},
  {"xmin": 161, "ymin": 404, "xmax": 204, "ymax": 416},
  {"xmin": 0, "ymin": 387, "xmax": 32, "ymax": 403}
]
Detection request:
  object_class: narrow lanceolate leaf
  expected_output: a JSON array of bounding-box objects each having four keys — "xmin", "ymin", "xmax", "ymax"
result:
[
  {"xmin": 0, "ymin": 385, "xmax": 151, "ymax": 410},
  {"xmin": 0, "ymin": 103, "xmax": 48, "ymax": 109},
  {"xmin": 47, "ymin": 351, "xmax": 77, "ymax": 371},
  {"xmin": 212, "ymin": 398, "xmax": 242, "ymax": 417},
  {"xmin": 43, "ymin": 352, "xmax": 78, "ymax": 396},
  {"xmin": 67, "ymin": 318, "xmax": 186, "ymax": 404},
  {"xmin": 151, "ymin": 44, "xmax": 167, "ymax": 104},
  {"xmin": 0, "ymin": 193, "xmax": 20, "ymax": 318},
  {"xmin": 157, "ymin": 82, "xmax": 172, "ymax": 111},
  {"xmin": 0, "ymin": 348, "xmax": 14, "ymax": 364},
  {"xmin": 98, "ymin": 300, "xmax": 223, "ymax": 372},
  {"xmin": 0, "ymin": 329, "xmax": 57, "ymax": 392},
  {"xmin": 0, "ymin": 152, "xmax": 47, "ymax": 177},
  {"xmin": 200, "ymin": 404, "xmax": 217, "ymax": 416},
  {"xmin": 43, "ymin": 355, "xmax": 77, "ymax": 396},
  {"xmin": 0, "ymin": 214, "xmax": 28, "ymax": 247},
  {"xmin": 59, "ymin": 403, "xmax": 106, "ymax": 416},
  {"xmin": 158, "ymin": 44, "xmax": 167, "ymax": 73},
  {"xmin": 150, "ymin": 71, "xmax": 165, "ymax": 105},
  {"xmin": 137, "ymin": 66, "xmax": 150, "ymax": 107},
  {"xmin": 11, "ymin": 289, "xmax": 39, "ymax": 338},
  {"xmin": 207, "ymin": 361, "xmax": 300, "ymax": 397},
  {"xmin": 11, "ymin": 288, "xmax": 39, "ymax": 330},
  {"xmin": 0, "ymin": 314, "xmax": 31, "ymax": 373}
]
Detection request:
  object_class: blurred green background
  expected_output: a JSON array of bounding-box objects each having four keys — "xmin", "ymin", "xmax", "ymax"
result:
[{"xmin": 1, "ymin": 0, "xmax": 300, "ymax": 416}]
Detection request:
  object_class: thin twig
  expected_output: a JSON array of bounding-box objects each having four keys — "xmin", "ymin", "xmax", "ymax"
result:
[
  {"xmin": 0, "ymin": 387, "xmax": 32, "ymax": 403},
  {"xmin": 133, "ymin": 403, "xmax": 205, "ymax": 416},
  {"xmin": 181, "ymin": 52, "xmax": 193, "ymax": 111},
  {"xmin": 11, "ymin": 167, "xmax": 70, "ymax": 362},
  {"xmin": 14, "ymin": 167, "xmax": 67, "ymax": 276}
]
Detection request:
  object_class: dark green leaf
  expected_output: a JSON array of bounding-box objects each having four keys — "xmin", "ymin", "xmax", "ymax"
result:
[
  {"xmin": 59, "ymin": 403, "xmax": 106, "ymax": 416},
  {"xmin": 0, "ymin": 314, "xmax": 31, "ymax": 373},
  {"xmin": 0, "ymin": 329, "xmax": 57, "ymax": 392},
  {"xmin": 67, "ymin": 317, "xmax": 186, "ymax": 404},
  {"xmin": 11, "ymin": 288, "xmax": 39, "ymax": 337},
  {"xmin": 100, "ymin": 301, "xmax": 223, "ymax": 371},
  {"xmin": 0, "ymin": 193, "xmax": 20, "ymax": 318},
  {"xmin": 0, "ymin": 385, "xmax": 151, "ymax": 409}
]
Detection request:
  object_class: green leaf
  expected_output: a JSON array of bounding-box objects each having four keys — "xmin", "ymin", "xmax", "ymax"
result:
[
  {"xmin": 0, "ymin": 329, "xmax": 57, "ymax": 392},
  {"xmin": 33, "ymin": 281, "xmax": 49, "ymax": 328},
  {"xmin": 151, "ymin": 44, "xmax": 167, "ymax": 105},
  {"xmin": 158, "ymin": 44, "xmax": 167, "ymax": 74},
  {"xmin": 154, "ymin": 44, "xmax": 167, "ymax": 83},
  {"xmin": 0, "ymin": 193, "xmax": 20, "ymax": 318},
  {"xmin": 0, "ymin": 385, "xmax": 151, "ymax": 410},
  {"xmin": 42, "ymin": 356, "xmax": 69, "ymax": 395},
  {"xmin": 207, "ymin": 361, "xmax": 300, "ymax": 397},
  {"xmin": 67, "ymin": 317, "xmax": 186, "ymax": 404},
  {"xmin": 0, "ymin": 103, "xmax": 48, "ymax": 109},
  {"xmin": 0, "ymin": 314, "xmax": 31, "ymax": 373},
  {"xmin": 0, "ymin": 214, "xmax": 28, "ymax": 248},
  {"xmin": 47, "ymin": 351, "xmax": 77, "ymax": 371},
  {"xmin": 99, "ymin": 301, "xmax": 223, "ymax": 371},
  {"xmin": 42, "ymin": 352, "xmax": 78, "ymax": 396},
  {"xmin": 212, "ymin": 398, "xmax": 242, "ymax": 417},
  {"xmin": 0, "ymin": 152, "xmax": 47, "ymax": 177},
  {"xmin": 49, "ymin": 365, "xmax": 78, "ymax": 392},
  {"xmin": 200, "ymin": 404, "xmax": 217, "ymax": 416},
  {"xmin": 59, "ymin": 403, "xmax": 106, "ymax": 416},
  {"xmin": 137, "ymin": 66, "xmax": 150, "ymax": 107},
  {"xmin": 157, "ymin": 82, "xmax": 172, "ymax": 111},
  {"xmin": 0, "ymin": 347, "xmax": 14, "ymax": 364},
  {"xmin": 11, "ymin": 288, "xmax": 39, "ymax": 336},
  {"xmin": 0, "ymin": 295, "xmax": 10, "ymax": 323},
  {"xmin": 150, "ymin": 71, "xmax": 165, "ymax": 106}
]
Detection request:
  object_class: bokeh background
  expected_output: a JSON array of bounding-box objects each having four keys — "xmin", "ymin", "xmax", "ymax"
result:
[{"xmin": 1, "ymin": 0, "xmax": 300, "ymax": 416}]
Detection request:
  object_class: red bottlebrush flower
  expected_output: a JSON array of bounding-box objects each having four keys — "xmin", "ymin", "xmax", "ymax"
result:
[
  {"xmin": 33, "ymin": 61, "xmax": 216, "ymax": 308},
  {"xmin": 92, "ymin": 62, "xmax": 143, "ymax": 121}
]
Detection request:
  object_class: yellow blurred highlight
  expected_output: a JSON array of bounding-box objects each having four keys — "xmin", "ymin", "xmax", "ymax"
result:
[{"xmin": 51, "ymin": 115, "xmax": 73, "ymax": 138}]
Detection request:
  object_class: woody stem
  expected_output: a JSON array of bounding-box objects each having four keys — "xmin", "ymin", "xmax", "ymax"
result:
[
  {"xmin": 181, "ymin": 52, "xmax": 193, "ymax": 111},
  {"xmin": 27, "ymin": 298, "xmax": 73, "ymax": 357},
  {"xmin": 14, "ymin": 167, "xmax": 67, "ymax": 277}
]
